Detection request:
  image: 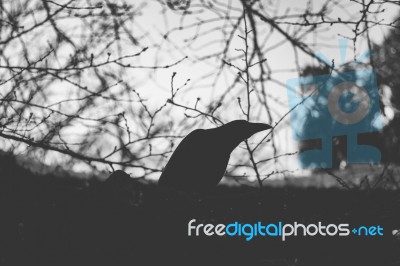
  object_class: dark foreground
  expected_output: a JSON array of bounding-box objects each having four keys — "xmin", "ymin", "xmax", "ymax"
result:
[{"xmin": 1, "ymin": 157, "xmax": 400, "ymax": 266}]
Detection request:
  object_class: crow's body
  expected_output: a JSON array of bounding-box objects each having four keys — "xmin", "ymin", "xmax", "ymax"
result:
[
  {"xmin": 159, "ymin": 129, "xmax": 229, "ymax": 190},
  {"xmin": 158, "ymin": 120, "xmax": 271, "ymax": 191}
]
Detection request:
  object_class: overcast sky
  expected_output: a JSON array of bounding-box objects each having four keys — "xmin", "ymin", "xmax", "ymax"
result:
[
  {"xmin": 2, "ymin": 0, "xmax": 399, "ymax": 182},
  {"xmin": 126, "ymin": 0, "xmax": 400, "ymax": 180}
]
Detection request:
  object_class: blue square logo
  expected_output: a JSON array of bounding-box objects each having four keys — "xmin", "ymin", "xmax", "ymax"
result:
[{"xmin": 286, "ymin": 69, "xmax": 382, "ymax": 168}]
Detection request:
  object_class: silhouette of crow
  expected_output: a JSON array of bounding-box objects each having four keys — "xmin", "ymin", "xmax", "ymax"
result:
[{"xmin": 158, "ymin": 120, "xmax": 272, "ymax": 190}]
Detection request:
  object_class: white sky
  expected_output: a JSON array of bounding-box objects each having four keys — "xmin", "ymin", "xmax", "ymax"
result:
[
  {"xmin": 126, "ymin": 0, "xmax": 400, "ymax": 180},
  {"xmin": 2, "ymin": 0, "xmax": 399, "ymax": 181}
]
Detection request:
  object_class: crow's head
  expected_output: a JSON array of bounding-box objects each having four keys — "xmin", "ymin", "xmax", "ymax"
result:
[{"xmin": 218, "ymin": 120, "xmax": 272, "ymax": 150}]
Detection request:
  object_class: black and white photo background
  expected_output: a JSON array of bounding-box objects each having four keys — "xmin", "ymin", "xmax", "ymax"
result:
[{"xmin": 0, "ymin": 1, "xmax": 400, "ymax": 265}]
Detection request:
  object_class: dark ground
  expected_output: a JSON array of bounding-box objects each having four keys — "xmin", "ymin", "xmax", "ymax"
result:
[{"xmin": 1, "ymin": 155, "xmax": 400, "ymax": 266}]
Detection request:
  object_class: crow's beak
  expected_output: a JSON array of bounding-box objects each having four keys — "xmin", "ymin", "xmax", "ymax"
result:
[{"xmin": 249, "ymin": 122, "xmax": 272, "ymax": 134}]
